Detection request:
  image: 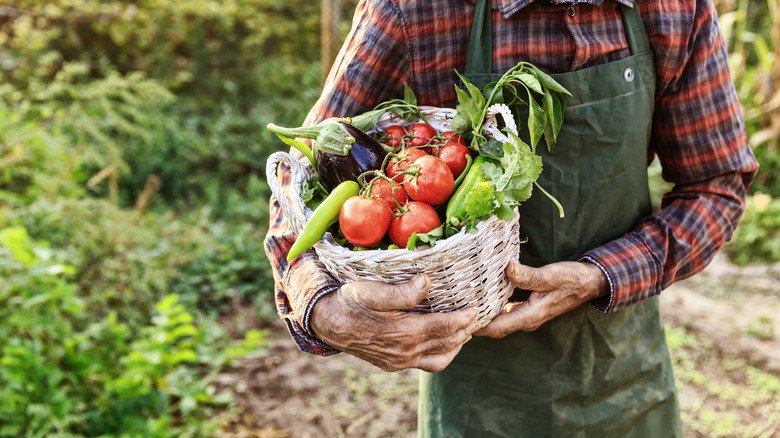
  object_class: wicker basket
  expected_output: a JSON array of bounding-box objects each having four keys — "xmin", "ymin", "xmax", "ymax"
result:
[{"xmin": 266, "ymin": 105, "xmax": 521, "ymax": 327}]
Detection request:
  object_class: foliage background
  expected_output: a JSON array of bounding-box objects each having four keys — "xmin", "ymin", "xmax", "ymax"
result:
[{"xmin": 0, "ymin": 0, "xmax": 777, "ymax": 435}]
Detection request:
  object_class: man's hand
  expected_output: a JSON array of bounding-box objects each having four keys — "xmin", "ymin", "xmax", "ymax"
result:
[
  {"xmin": 475, "ymin": 261, "xmax": 608, "ymax": 338},
  {"xmin": 310, "ymin": 274, "xmax": 479, "ymax": 372}
]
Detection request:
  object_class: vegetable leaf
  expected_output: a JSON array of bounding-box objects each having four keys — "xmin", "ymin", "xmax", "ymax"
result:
[
  {"xmin": 301, "ymin": 177, "xmax": 329, "ymax": 209},
  {"xmin": 403, "ymin": 83, "xmax": 417, "ymax": 106},
  {"xmin": 516, "ymin": 73, "xmax": 543, "ymax": 94},
  {"xmin": 526, "ymin": 88, "xmax": 546, "ymax": 152},
  {"xmin": 480, "ymin": 139, "xmax": 504, "ymax": 160},
  {"xmin": 276, "ymin": 134, "xmax": 316, "ymax": 168},
  {"xmin": 482, "ymin": 133, "xmax": 543, "ymax": 208},
  {"xmin": 531, "ymin": 66, "xmax": 571, "ymax": 96},
  {"xmin": 406, "ymin": 225, "xmax": 445, "ymax": 250}
]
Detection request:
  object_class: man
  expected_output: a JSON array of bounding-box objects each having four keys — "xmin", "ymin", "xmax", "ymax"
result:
[{"xmin": 264, "ymin": 0, "xmax": 757, "ymax": 436}]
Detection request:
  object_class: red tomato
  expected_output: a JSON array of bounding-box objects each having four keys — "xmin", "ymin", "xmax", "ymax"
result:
[
  {"xmin": 403, "ymin": 155, "xmax": 454, "ymax": 205},
  {"xmin": 384, "ymin": 125, "xmax": 406, "ymax": 148},
  {"xmin": 441, "ymin": 131, "xmax": 465, "ymax": 145},
  {"xmin": 339, "ymin": 196, "xmax": 392, "ymax": 247},
  {"xmin": 386, "ymin": 148, "xmax": 427, "ymax": 179},
  {"xmin": 438, "ymin": 143, "xmax": 472, "ymax": 179},
  {"xmin": 408, "ymin": 123, "xmax": 437, "ymax": 147},
  {"xmin": 369, "ymin": 178, "xmax": 408, "ymax": 209},
  {"xmin": 389, "ymin": 202, "xmax": 442, "ymax": 248}
]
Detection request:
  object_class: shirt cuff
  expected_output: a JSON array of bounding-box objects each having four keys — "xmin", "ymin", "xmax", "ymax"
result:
[{"xmin": 580, "ymin": 233, "xmax": 663, "ymax": 313}]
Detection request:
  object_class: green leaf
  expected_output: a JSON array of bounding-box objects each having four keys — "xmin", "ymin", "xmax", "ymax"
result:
[
  {"xmin": 276, "ymin": 134, "xmax": 316, "ymax": 167},
  {"xmin": 350, "ymin": 109, "xmax": 386, "ymax": 131},
  {"xmin": 452, "ymin": 110, "xmax": 472, "ymax": 133},
  {"xmin": 498, "ymin": 133, "xmax": 543, "ymax": 205},
  {"xmin": 455, "ymin": 70, "xmax": 486, "ymax": 127},
  {"xmin": 403, "ymin": 83, "xmax": 417, "ymax": 106},
  {"xmin": 406, "ymin": 224, "xmax": 445, "ymax": 250},
  {"xmin": 0, "ymin": 226, "xmax": 37, "ymax": 267},
  {"xmin": 531, "ymin": 66, "xmax": 571, "ymax": 95},
  {"xmin": 480, "ymin": 139, "xmax": 504, "ymax": 160},
  {"xmin": 516, "ymin": 73, "xmax": 543, "ymax": 94},
  {"xmin": 495, "ymin": 204, "xmax": 517, "ymax": 221},
  {"xmin": 526, "ymin": 88, "xmax": 546, "ymax": 151}
]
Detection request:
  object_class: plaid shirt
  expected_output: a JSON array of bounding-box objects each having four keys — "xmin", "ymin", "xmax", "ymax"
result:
[{"xmin": 264, "ymin": 0, "xmax": 758, "ymax": 355}]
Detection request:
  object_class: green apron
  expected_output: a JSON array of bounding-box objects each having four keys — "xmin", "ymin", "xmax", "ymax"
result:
[{"xmin": 418, "ymin": 1, "xmax": 682, "ymax": 436}]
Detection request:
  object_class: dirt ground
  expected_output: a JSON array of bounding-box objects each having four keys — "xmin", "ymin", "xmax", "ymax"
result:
[{"xmin": 216, "ymin": 254, "xmax": 780, "ymax": 438}]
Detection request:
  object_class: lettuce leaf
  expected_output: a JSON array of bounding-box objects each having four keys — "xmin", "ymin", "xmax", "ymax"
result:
[{"xmin": 481, "ymin": 132, "xmax": 543, "ymax": 210}]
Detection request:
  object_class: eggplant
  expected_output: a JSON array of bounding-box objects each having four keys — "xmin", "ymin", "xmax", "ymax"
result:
[
  {"xmin": 267, "ymin": 120, "xmax": 388, "ymax": 191},
  {"xmin": 316, "ymin": 123, "xmax": 387, "ymax": 191}
]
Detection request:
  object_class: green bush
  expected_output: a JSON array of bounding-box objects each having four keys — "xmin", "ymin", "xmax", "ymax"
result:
[
  {"xmin": 0, "ymin": 0, "xmax": 321, "ymax": 108},
  {"xmin": 0, "ymin": 226, "xmax": 268, "ymax": 436},
  {"xmin": 726, "ymin": 193, "xmax": 780, "ymax": 264}
]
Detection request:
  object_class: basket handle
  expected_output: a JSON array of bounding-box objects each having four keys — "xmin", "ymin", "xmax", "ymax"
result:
[
  {"xmin": 485, "ymin": 103, "xmax": 518, "ymax": 142},
  {"xmin": 265, "ymin": 151, "xmax": 313, "ymax": 235}
]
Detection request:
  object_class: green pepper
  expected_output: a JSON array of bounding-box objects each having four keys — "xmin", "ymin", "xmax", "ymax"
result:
[
  {"xmin": 287, "ymin": 180, "xmax": 359, "ymax": 261},
  {"xmin": 445, "ymin": 155, "xmax": 487, "ymax": 225}
]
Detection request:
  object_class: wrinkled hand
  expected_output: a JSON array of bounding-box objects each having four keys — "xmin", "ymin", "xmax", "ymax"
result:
[
  {"xmin": 311, "ymin": 274, "xmax": 479, "ymax": 372},
  {"xmin": 475, "ymin": 261, "xmax": 608, "ymax": 338}
]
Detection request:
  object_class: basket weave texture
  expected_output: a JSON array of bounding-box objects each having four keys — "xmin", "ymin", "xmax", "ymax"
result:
[{"xmin": 266, "ymin": 106, "xmax": 521, "ymax": 327}]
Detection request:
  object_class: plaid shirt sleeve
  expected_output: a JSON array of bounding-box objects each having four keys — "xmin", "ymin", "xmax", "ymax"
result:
[
  {"xmin": 583, "ymin": 0, "xmax": 758, "ymax": 312},
  {"xmin": 264, "ymin": 0, "xmax": 409, "ymax": 355}
]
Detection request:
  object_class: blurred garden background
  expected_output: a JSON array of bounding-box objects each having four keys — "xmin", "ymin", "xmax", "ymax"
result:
[{"xmin": 0, "ymin": 0, "xmax": 778, "ymax": 436}]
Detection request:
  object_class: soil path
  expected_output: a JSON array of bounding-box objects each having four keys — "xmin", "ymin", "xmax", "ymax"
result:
[{"xmin": 217, "ymin": 254, "xmax": 780, "ymax": 437}]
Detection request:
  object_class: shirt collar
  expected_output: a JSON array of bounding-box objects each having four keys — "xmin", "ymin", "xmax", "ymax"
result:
[{"xmin": 496, "ymin": 0, "xmax": 635, "ymax": 19}]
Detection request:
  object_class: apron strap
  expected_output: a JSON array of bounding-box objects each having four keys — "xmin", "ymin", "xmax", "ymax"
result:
[
  {"xmin": 620, "ymin": 4, "xmax": 651, "ymax": 55},
  {"xmin": 463, "ymin": 1, "xmax": 652, "ymax": 75},
  {"xmin": 464, "ymin": 0, "xmax": 493, "ymax": 78}
]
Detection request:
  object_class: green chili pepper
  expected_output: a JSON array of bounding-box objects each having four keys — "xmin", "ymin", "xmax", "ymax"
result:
[
  {"xmin": 445, "ymin": 155, "xmax": 487, "ymax": 224},
  {"xmin": 287, "ymin": 180, "xmax": 359, "ymax": 261}
]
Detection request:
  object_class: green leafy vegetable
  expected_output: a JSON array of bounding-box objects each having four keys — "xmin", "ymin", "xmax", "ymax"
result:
[
  {"xmin": 481, "ymin": 132, "xmax": 543, "ymax": 207},
  {"xmin": 406, "ymin": 224, "xmax": 445, "ymax": 250},
  {"xmin": 462, "ymin": 181, "xmax": 497, "ymax": 224},
  {"xmin": 453, "ymin": 62, "xmax": 570, "ymax": 152},
  {"xmin": 301, "ymin": 176, "xmax": 329, "ymax": 209}
]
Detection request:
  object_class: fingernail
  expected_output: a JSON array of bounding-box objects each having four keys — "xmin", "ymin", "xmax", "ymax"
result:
[{"xmin": 413, "ymin": 274, "xmax": 427, "ymax": 290}]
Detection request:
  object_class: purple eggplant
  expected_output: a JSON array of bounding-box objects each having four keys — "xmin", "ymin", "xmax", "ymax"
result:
[
  {"xmin": 267, "ymin": 120, "xmax": 388, "ymax": 191},
  {"xmin": 315, "ymin": 124, "xmax": 387, "ymax": 190}
]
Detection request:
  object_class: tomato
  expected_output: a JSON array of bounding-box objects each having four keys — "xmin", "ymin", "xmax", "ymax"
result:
[
  {"xmin": 438, "ymin": 143, "xmax": 472, "ymax": 179},
  {"xmin": 441, "ymin": 131, "xmax": 465, "ymax": 145},
  {"xmin": 386, "ymin": 148, "xmax": 427, "ymax": 179},
  {"xmin": 403, "ymin": 155, "xmax": 455, "ymax": 205},
  {"xmin": 389, "ymin": 202, "xmax": 442, "ymax": 248},
  {"xmin": 384, "ymin": 125, "xmax": 406, "ymax": 148},
  {"xmin": 369, "ymin": 178, "xmax": 408, "ymax": 209},
  {"xmin": 408, "ymin": 123, "xmax": 437, "ymax": 147},
  {"xmin": 339, "ymin": 196, "xmax": 392, "ymax": 247}
]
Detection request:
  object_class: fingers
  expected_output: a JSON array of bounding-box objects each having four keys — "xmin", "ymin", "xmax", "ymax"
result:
[
  {"xmin": 410, "ymin": 308, "xmax": 478, "ymax": 339},
  {"xmin": 505, "ymin": 261, "xmax": 555, "ymax": 292},
  {"xmin": 356, "ymin": 273, "xmax": 431, "ymax": 312},
  {"xmin": 412, "ymin": 317, "xmax": 477, "ymax": 356},
  {"xmin": 415, "ymin": 341, "xmax": 466, "ymax": 373},
  {"xmin": 474, "ymin": 300, "xmax": 548, "ymax": 338}
]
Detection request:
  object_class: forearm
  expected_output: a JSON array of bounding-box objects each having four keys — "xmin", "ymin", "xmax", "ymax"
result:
[
  {"xmin": 264, "ymin": 187, "xmax": 341, "ymax": 356},
  {"xmin": 584, "ymin": 170, "xmax": 753, "ymax": 312}
]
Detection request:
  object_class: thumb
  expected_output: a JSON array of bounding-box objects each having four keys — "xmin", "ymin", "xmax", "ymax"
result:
[
  {"xmin": 358, "ymin": 273, "xmax": 431, "ymax": 312},
  {"xmin": 505, "ymin": 261, "xmax": 553, "ymax": 292}
]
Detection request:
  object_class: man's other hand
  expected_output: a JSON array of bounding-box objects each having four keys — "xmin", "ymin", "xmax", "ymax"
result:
[{"xmin": 475, "ymin": 261, "xmax": 608, "ymax": 338}]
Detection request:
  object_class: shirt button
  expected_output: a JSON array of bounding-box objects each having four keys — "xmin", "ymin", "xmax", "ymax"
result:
[{"xmin": 568, "ymin": 7, "xmax": 576, "ymax": 18}]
